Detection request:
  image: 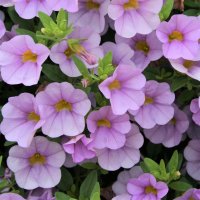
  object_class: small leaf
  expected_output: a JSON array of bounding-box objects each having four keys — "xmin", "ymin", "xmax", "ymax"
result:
[
  {"xmin": 90, "ymin": 182, "xmax": 101, "ymax": 200},
  {"xmin": 159, "ymin": 0, "xmax": 174, "ymax": 21},
  {"xmin": 55, "ymin": 192, "xmax": 77, "ymax": 200},
  {"xmin": 56, "ymin": 9, "xmax": 68, "ymax": 30},
  {"xmin": 144, "ymin": 158, "xmax": 160, "ymax": 172},
  {"xmin": 171, "ymin": 76, "xmax": 188, "ymax": 92},
  {"xmin": 167, "ymin": 150, "xmax": 179, "ymax": 173},
  {"xmin": 169, "ymin": 181, "xmax": 192, "ymax": 192},
  {"xmin": 38, "ymin": 12, "xmax": 54, "ymax": 29},
  {"xmin": 81, "ymin": 162, "xmax": 99, "ymax": 170}
]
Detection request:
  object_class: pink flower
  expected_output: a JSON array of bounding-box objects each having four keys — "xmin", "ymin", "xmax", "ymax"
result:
[
  {"xmin": 49, "ymin": 0, "xmax": 78, "ymax": 12},
  {"xmin": 0, "ymin": 20, "xmax": 6, "ymax": 39},
  {"xmin": 190, "ymin": 98, "xmax": 200, "ymax": 126},
  {"xmin": 169, "ymin": 58, "xmax": 200, "ymax": 81},
  {"xmin": 69, "ymin": 0, "xmax": 110, "ymax": 33},
  {"xmin": 96, "ymin": 124, "xmax": 144, "ymax": 171},
  {"xmin": 144, "ymin": 104, "xmax": 189, "ymax": 148},
  {"xmin": 87, "ymin": 106, "xmax": 131, "ymax": 149},
  {"xmin": 0, "ymin": 193, "xmax": 25, "ymax": 200},
  {"xmin": 115, "ymin": 31, "xmax": 162, "ymax": 71},
  {"xmin": 129, "ymin": 80, "xmax": 175, "ymax": 129},
  {"xmin": 7, "ymin": 136, "xmax": 66, "ymax": 189},
  {"xmin": 127, "ymin": 173, "xmax": 168, "ymax": 199},
  {"xmin": 0, "ymin": 93, "xmax": 44, "ymax": 147},
  {"xmin": 27, "ymin": 188, "xmax": 55, "ymax": 200},
  {"xmin": 0, "ymin": 35, "xmax": 49, "ymax": 86},
  {"xmin": 0, "ymin": 0, "xmax": 13, "ymax": 7},
  {"xmin": 108, "ymin": 0, "xmax": 163, "ymax": 38},
  {"xmin": 62, "ymin": 134, "xmax": 96, "ymax": 163},
  {"xmin": 36, "ymin": 82, "xmax": 91, "ymax": 137},
  {"xmin": 50, "ymin": 27, "xmax": 103, "ymax": 77},
  {"xmin": 174, "ymin": 188, "xmax": 200, "ymax": 200},
  {"xmin": 99, "ymin": 64, "xmax": 146, "ymax": 115},
  {"xmin": 184, "ymin": 140, "xmax": 200, "ymax": 180},
  {"xmin": 156, "ymin": 14, "xmax": 200, "ymax": 59}
]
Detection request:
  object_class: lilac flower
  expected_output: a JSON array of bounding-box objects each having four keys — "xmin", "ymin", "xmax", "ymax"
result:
[
  {"xmin": 144, "ymin": 104, "xmax": 189, "ymax": 148},
  {"xmin": 13, "ymin": 0, "xmax": 53, "ymax": 19},
  {"xmin": 0, "ymin": 35, "xmax": 49, "ymax": 86},
  {"xmin": 69, "ymin": 0, "xmax": 110, "ymax": 33},
  {"xmin": 28, "ymin": 188, "xmax": 55, "ymax": 200},
  {"xmin": 115, "ymin": 31, "xmax": 163, "ymax": 71},
  {"xmin": 129, "ymin": 80, "xmax": 175, "ymax": 129},
  {"xmin": 7, "ymin": 136, "xmax": 66, "ymax": 189},
  {"xmin": 108, "ymin": 0, "xmax": 163, "ymax": 38},
  {"xmin": 0, "ymin": 193, "xmax": 25, "ymax": 200},
  {"xmin": 96, "ymin": 124, "xmax": 144, "ymax": 171},
  {"xmin": 49, "ymin": 0, "xmax": 78, "ymax": 12},
  {"xmin": 0, "ymin": 20, "xmax": 5, "ymax": 39},
  {"xmin": 62, "ymin": 134, "xmax": 96, "ymax": 163},
  {"xmin": 156, "ymin": 14, "xmax": 200, "ymax": 59},
  {"xmin": 36, "ymin": 82, "xmax": 91, "ymax": 137},
  {"xmin": 169, "ymin": 58, "xmax": 200, "ymax": 81},
  {"xmin": 0, "ymin": 0, "xmax": 13, "ymax": 7},
  {"xmin": 127, "ymin": 173, "xmax": 168, "ymax": 199},
  {"xmin": 184, "ymin": 140, "xmax": 200, "ymax": 180},
  {"xmin": 0, "ymin": 93, "xmax": 44, "ymax": 148},
  {"xmin": 87, "ymin": 106, "xmax": 131, "ymax": 149},
  {"xmin": 102, "ymin": 42, "xmax": 134, "ymax": 66},
  {"xmin": 99, "ymin": 64, "xmax": 146, "ymax": 115},
  {"xmin": 50, "ymin": 27, "xmax": 103, "ymax": 77},
  {"xmin": 112, "ymin": 166, "xmax": 143, "ymax": 196},
  {"xmin": 174, "ymin": 188, "xmax": 200, "ymax": 200},
  {"xmin": 190, "ymin": 98, "xmax": 200, "ymax": 126}
]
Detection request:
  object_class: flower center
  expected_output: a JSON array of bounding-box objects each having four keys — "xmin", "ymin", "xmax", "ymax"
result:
[
  {"xmin": 55, "ymin": 100, "xmax": 72, "ymax": 112},
  {"xmin": 64, "ymin": 47, "xmax": 75, "ymax": 58},
  {"xmin": 86, "ymin": 0, "xmax": 100, "ymax": 9},
  {"xmin": 145, "ymin": 186, "xmax": 157, "ymax": 195},
  {"xmin": 170, "ymin": 117, "xmax": 177, "ymax": 125},
  {"xmin": 144, "ymin": 97, "xmax": 154, "ymax": 105},
  {"xmin": 188, "ymin": 197, "xmax": 195, "ymax": 200},
  {"xmin": 22, "ymin": 50, "xmax": 37, "ymax": 62},
  {"xmin": 97, "ymin": 119, "xmax": 111, "ymax": 128},
  {"xmin": 108, "ymin": 80, "xmax": 121, "ymax": 90},
  {"xmin": 135, "ymin": 40, "xmax": 150, "ymax": 54},
  {"xmin": 183, "ymin": 60, "xmax": 194, "ymax": 69},
  {"xmin": 29, "ymin": 153, "xmax": 46, "ymax": 165},
  {"xmin": 28, "ymin": 112, "xmax": 40, "ymax": 122},
  {"xmin": 123, "ymin": 0, "xmax": 139, "ymax": 9},
  {"xmin": 168, "ymin": 31, "xmax": 183, "ymax": 42}
]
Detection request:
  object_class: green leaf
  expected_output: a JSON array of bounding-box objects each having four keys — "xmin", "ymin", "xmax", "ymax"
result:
[
  {"xmin": 38, "ymin": 12, "xmax": 54, "ymax": 29},
  {"xmin": 56, "ymin": 9, "xmax": 68, "ymax": 30},
  {"xmin": 0, "ymin": 156, "xmax": 2, "ymax": 167},
  {"xmin": 159, "ymin": 0, "xmax": 174, "ymax": 21},
  {"xmin": 55, "ymin": 192, "xmax": 77, "ymax": 200},
  {"xmin": 42, "ymin": 64, "xmax": 68, "ymax": 82},
  {"xmin": 79, "ymin": 170, "xmax": 97, "ymax": 200},
  {"xmin": 90, "ymin": 182, "xmax": 101, "ymax": 200},
  {"xmin": 167, "ymin": 150, "xmax": 179, "ymax": 173},
  {"xmin": 171, "ymin": 76, "xmax": 188, "ymax": 92},
  {"xmin": 0, "ymin": 179, "xmax": 9, "ymax": 191},
  {"xmin": 144, "ymin": 158, "xmax": 160, "ymax": 172},
  {"xmin": 57, "ymin": 168, "xmax": 73, "ymax": 192},
  {"xmin": 169, "ymin": 181, "xmax": 192, "ymax": 192},
  {"xmin": 184, "ymin": 1, "xmax": 200, "ymax": 8},
  {"xmin": 72, "ymin": 55, "xmax": 90, "ymax": 78},
  {"xmin": 81, "ymin": 162, "xmax": 99, "ymax": 170},
  {"xmin": 184, "ymin": 9, "xmax": 200, "ymax": 16}
]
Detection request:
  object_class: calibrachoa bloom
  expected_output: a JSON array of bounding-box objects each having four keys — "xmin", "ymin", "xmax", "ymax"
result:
[
  {"xmin": 129, "ymin": 80, "xmax": 175, "ymax": 129},
  {"xmin": 190, "ymin": 97, "xmax": 200, "ymax": 126},
  {"xmin": 108, "ymin": 0, "xmax": 163, "ymax": 38},
  {"xmin": 143, "ymin": 104, "xmax": 189, "ymax": 148},
  {"xmin": 12, "ymin": 0, "xmax": 53, "ymax": 19},
  {"xmin": 62, "ymin": 134, "xmax": 96, "ymax": 163},
  {"xmin": 169, "ymin": 58, "xmax": 200, "ymax": 81},
  {"xmin": 7, "ymin": 136, "xmax": 65, "ymax": 189},
  {"xmin": 0, "ymin": 35, "xmax": 49, "ymax": 86},
  {"xmin": 0, "ymin": 93, "xmax": 44, "ymax": 148},
  {"xmin": 184, "ymin": 140, "xmax": 200, "ymax": 180},
  {"xmin": 0, "ymin": 0, "xmax": 13, "ymax": 7},
  {"xmin": 156, "ymin": 14, "xmax": 200, "ymax": 60},
  {"xmin": 96, "ymin": 124, "xmax": 144, "ymax": 171},
  {"xmin": 99, "ymin": 64, "xmax": 146, "ymax": 115},
  {"xmin": 27, "ymin": 188, "xmax": 55, "ymax": 200},
  {"xmin": 174, "ymin": 188, "xmax": 200, "ymax": 200},
  {"xmin": 127, "ymin": 173, "xmax": 168, "ymax": 199},
  {"xmin": 112, "ymin": 166, "xmax": 143, "ymax": 196},
  {"xmin": 49, "ymin": 0, "xmax": 78, "ymax": 12},
  {"xmin": 115, "ymin": 31, "xmax": 163, "ymax": 71},
  {"xmin": 50, "ymin": 27, "xmax": 103, "ymax": 77},
  {"xmin": 87, "ymin": 106, "xmax": 131, "ymax": 149},
  {"xmin": 0, "ymin": 193, "xmax": 25, "ymax": 200},
  {"xmin": 69, "ymin": 0, "xmax": 110, "ymax": 33},
  {"xmin": 102, "ymin": 42, "xmax": 135, "ymax": 66},
  {"xmin": 0, "ymin": 20, "xmax": 5, "ymax": 39},
  {"xmin": 36, "ymin": 82, "xmax": 91, "ymax": 137}
]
